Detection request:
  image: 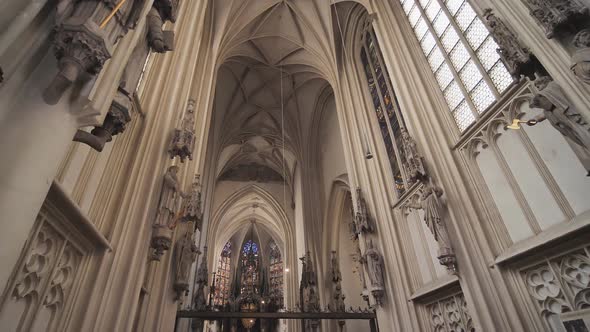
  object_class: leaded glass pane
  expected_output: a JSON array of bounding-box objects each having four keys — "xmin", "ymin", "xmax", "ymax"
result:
[
  {"xmin": 425, "ymin": 1, "xmax": 441, "ymax": 21},
  {"xmin": 403, "ymin": 0, "xmax": 415, "ymax": 13},
  {"xmin": 476, "ymin": 37, "xmax": 500, "ymax": 70},
  {"xmin": 489, "ymin": 61, "xmax": 513, "ymax": 93},
  {"xmin": 432, "ymin": 12, "xmax": 450, "ymax": 36},
  {"xmin": 454, "ymin": 2, "xmax": 476, "ymax": 31},
  {"xmin": 470, "ymin": 81, "xmax": 495, "ymax": 113},
  {"xmin": 435, "ymin": 62, "xmax": 454, "ymax": 89},
  {"xmin": 414, "ymin": 17, "xmax": 429, "ymax": 39},
  {"xmin": 409, "ymin": 5, "xmax": 421, "ymax": 26},
  {"xmin": 428, "ymin": 47, "xmax": 445, "ymax": 71},
  {"xmin": 445, "ymin": 0, "xmax": 464, "ymax": 16},
  {"xmin": 360, "ymin": 32, "xmax": 407, "ymax": 196},
  {"xmin": 453, "ymin": 100, "xmax": 476, "ymax": 131},
  {"xmin": 399, "ymin": 0, "xmax": 513, "ymax": 132},
  {"xmin": 450, "ymin": 43, "xmax": 469, "ymax": 70},
  {"xmin": 459, "ymin": 60, "xmax": 482, "ymax": 91},
  {"xmin": 465, "ymin": 19, "xmax": 487, "ymax": 50},
  {"xmin": 441, "ymin": 27, "xmax": 460, "ymax": 52},
  {"xmin": 421, "ymin": 32, "xmax": 437, "ymax": 55},
  {"xmin": 444, "ymin": 81, "xmax": 464, "ymax": 110}
]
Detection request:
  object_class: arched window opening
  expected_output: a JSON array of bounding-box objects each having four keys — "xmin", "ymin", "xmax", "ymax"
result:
[
  {"xmin": 214, "ymin": 242, "xmax": 232, "ymax": 306},
  {"xmin": 399, "ymin": 0, "xmax": 514, "ymax": 132},
  {"xmin": 360, "ymin": 28, "xmax": 411, "ymax": 197},
  {"xmin": 269, "ymin": 241, "xmax": 284, "ymax": 307}
]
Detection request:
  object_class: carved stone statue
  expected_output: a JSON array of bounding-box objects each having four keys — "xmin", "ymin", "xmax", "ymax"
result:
[
  {"xmin": 157, "ymin": 166, "xmax": 182, "ymax": 228},
  {"xmin": 194, "ymin": 246, "xmax": 208, "ymax": 311},
  {"xmin": 44, "ymin": 0, "xmax": 147, "ymax": 104},
  {"xmin": 151, "ymin": 166, "xmax": 182, "ymax": 260},
  {"xmin": 147, "ymin": 0, "xmax": 180, "ymax": 52},
  {"xmin": 330, "ymin": 251, "xmax": 346, "ymax": 313},
  {"xmin": 363, "ymin": 240, "xmax": 385, "ymax": 305},
  {"xmin": 571, "ymin": 29, "xmax": 590, "ymax": 85},
  {"xmin": 522, "ymin": 0, "xmax": 589, "ymax": 38},
  {"xmin": 169, "ymin": 99, "xmax": 197, "ymax": 162},
  {"xmin": 354, "ymin": 188, "xmax": 375, "ymax": 234},
  {"xmin": 407, "ymin": 180, "xmax": 457, "ymax": 273},
  {"xmin": 529, "ymin": 78, "xmax": 590, "ymax": 176},
  {"xmin": 181, "ymin": 175, "xmax": 203, "ymax": 231},
  {"xmin": 401, "ymin": 129, "xmax": 426, "ymax": 184},
  {"xmin": 484, "ymin": 9, "xmax": 541, "ymax": 80},
  {"xmin": 299, "ymin": 252, "xmax": 319, "ymax": 314},
  {"xmin": 173, "ymin": 229, "xmax": 199, "ymax": 300}
]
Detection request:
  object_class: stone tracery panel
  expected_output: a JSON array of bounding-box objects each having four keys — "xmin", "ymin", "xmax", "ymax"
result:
[
  {"xmin": 426, "ymin": 292, "xmax": 475, "ymax": 332},
  {"xmin": 0, "ymin": 210, "xmax": 83, "ymax": 332},
  {"xmin": 521, "ymin": 247, "xmax": 590, "ymax": 331}
]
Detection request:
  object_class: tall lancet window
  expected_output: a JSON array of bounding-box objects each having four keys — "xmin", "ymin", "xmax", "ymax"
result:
[
  {"xmin": 269, "ymin": 241, "xmax": 284, "ymax": 306},
  {"xmin": 240, "ymin": 240, "xmax": 260, "ymax": 295},
  {"xmin": 360, "ymin": 28, "xmax": 409, "ymax": 197},
  {"xmin": 400, "ymin": 0, "xmax": 514, "ymax": 132},
  {"xmin": 214, "ymin": 242, "xmax": 232, "ymax": 306}
]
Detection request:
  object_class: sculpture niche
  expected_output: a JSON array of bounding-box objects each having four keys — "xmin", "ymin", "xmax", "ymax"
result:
[
  {"xmin": 300, "ymin": 252, "xmax": 320, "ymax": 332},
  {"xmin": 151, "ymin": 165, "xmax": 183, "ymax": 260},
  {"xmin": 44, "ymin": 0, "xmax": 147, "ymax": 105}
]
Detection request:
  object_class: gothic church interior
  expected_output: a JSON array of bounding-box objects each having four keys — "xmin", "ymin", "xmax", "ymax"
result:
[{"xmin": 1, "ymin": 0, "xmax": 590, "ymax": 331}]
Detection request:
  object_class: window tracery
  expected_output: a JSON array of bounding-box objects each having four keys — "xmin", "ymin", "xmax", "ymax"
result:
[
  {"xmin": 240, "ymin": 240, "xmax": 260, "ymax": 295},
  {"xmin": 360, "ymin": 28, "xmax": 411, "ymax": 196},
  {"xmin": 400, "ymin": 0, "xmax": 514, "ymax": 132},
  {"xmin": 269, "ymin": 241, "xmax": 284, "ymax": 307},
  {"xmin": 214, "ymin": 242, "xmax": 232, "ymax": 306}
]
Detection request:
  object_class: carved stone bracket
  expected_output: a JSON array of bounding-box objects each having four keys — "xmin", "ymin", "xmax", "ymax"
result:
[
  {"xmin": 44, "ymin": 0, "xmax": 143, "ymax": 105},
  {"xmin": 522, "ymin": 0, "xmax": 589, "ymax": 38},
  {"xmin": 151, "ymin": 224, "xmax": 173, "ymax": 261},
  {"xmin": 484, "ymin": 9, "xmax": 545, "ymax": 80}
]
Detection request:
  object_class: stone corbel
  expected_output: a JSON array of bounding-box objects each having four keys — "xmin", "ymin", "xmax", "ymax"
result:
[
  {"xmin": 522, "ymin": 0, "xmax": 589, "ymax": 39},
  {"xmin": 73, "ymin": 88, "xmax": 133, "ymax": 151},
  {"xmin": 43, "ymin": 0, "xmax": 145, "ymax": 105},
  {"xmin": 483, "ymin": 9, "xmax": 546, "ymax": 80}
]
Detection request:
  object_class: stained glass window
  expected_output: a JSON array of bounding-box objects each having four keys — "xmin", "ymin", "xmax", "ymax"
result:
[
  {"xmin": 214, "ymin": 242, "xmax": 232, "ymax": 306},
  {"xmin": 399, "ymin": 0, "xmax": 514, "ymax": 132},
  {"xmin": 360, "ymin": 29, "xmax": 411, "ymax": 197},
  {"xmin": 240, "ymin": 240, "xmax": 260, "ymax": 295},
  {"xmin": 269, "ymin": 241, "xmax": 284, "ymax": 307}
]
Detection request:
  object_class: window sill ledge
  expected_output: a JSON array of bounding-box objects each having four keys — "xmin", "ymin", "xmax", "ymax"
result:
[
  {"xmin": 410, "ymin": 274, "xmax": 459, "ymax": 302},
  {"xmin": 494, "ymin": 210, "xmax": 590, "ymax": 266}
]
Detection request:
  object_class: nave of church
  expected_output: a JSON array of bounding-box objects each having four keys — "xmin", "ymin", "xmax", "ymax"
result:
[{"xmin": 1, "ymin": 0, "xmax": 590, "ymax": 331}]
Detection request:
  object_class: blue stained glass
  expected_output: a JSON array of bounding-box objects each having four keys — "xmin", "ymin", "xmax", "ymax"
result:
[{"xmin": 361, "ymin": 30, "xmax": 408, "ymax": 196}]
